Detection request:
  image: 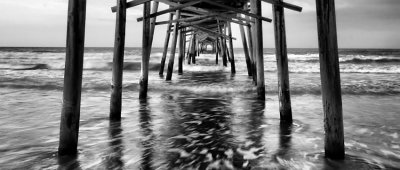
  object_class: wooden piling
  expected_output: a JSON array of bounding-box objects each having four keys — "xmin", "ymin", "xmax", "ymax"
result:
[
  {"xmin": 159, "ymin": 13, "xmax": 173, "ymax": 76},
  {"xmin": 215, "ymin": 41, "xmax": 219, "ymax": 65},
  {"xmin": 244, "ymin": 5, "xmax": 257, "ymax": 83},
  {"xmin": 149, "ymin": 1, "xmax": 159, "ymax": 48},
  {"xmin": 178, "ymin": 30, "xmax": 184, "ymax": 74},
  {"xmin": 217, "ymin": 21, "xmax": 228, "ymax": 67},
  {"xmin": 273, "ymin": 0, "xmax": 292, "ymax": 123},
  {"xmin": 166, "ymin": 9, "xmax": 181, "ymax": 81},
  {"xmin": 223, "ymin": 25, "xmax": 231, "ymax": 63},
  {"xmin": 239, "ymin": 20, "xmax": 252, "ymax": 76},
  {"xmin": 139, "ymin": 1, "xmax": 151, "ymax": 99},
  {"xmin": 227, "ymin": 22, "xmax": 236, "ymax": 74},
  {"xmin": 191, "ymin": 34, "xmax": 197, "ymax": 64},
  {"xmin": 187, "ymin": 34, "xmax": 193, "ymax": 64},
  {"xmin": 110, "ymin": 0, "xmax": 127, "ymax": 120},
  {"xmin": 183, "ymin": 30, "xmax": 187, "ymax": 62},
  {"xmin": 251, "ymin": 0, "xmax": 265, "ymax": 100},
  {"xmin": 59, "ymin": 0, "xmax": 87, "ymax": 155},
  {"xmin": 316, "ymin": 0, "xmax": 345, "ymax": 159}
]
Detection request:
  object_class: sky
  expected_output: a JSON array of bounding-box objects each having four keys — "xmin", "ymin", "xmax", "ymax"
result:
[{"xmin": 0, "ymin": 0, "xmax": 399, "ymax": 49}]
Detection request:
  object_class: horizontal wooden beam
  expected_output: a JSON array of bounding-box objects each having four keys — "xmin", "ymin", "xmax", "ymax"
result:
[
  {"xmin": 155, "ymin": 14, "xmax": 215, "ymax": 25},
  {"xmin": 214, "ymin": 16, "xmax": 249, "ymax": 27},
  {"xmin": 137, "ymin": 0, "xmax": 203, "ymax": 22},
  {"xmin": 260, "ymin": 0, "xmax": 302, "ymax": 12},
  {"xmin": 153, "ymin": 0, "xmax": 207, "ymax": 14},
  {"xmin": 191, "ymin": 25, "xmax": 236, "ymax": 40},
  {"xmin": 201, "ymin": 0, "xmax": 272, "ymax": 22},
  {"xmin": 180, "ymin": 18, "xmax": 216, "ymax": 27},
  {"xmin": 111, "ymin": 0, "xmax": 151, "ymax": 13}
]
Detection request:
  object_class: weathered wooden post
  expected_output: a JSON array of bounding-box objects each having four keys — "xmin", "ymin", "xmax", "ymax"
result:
[
  {"xmin": 223, "ymin": 24, "xmax": 231, "ymax": 63},
  {"xmin": 149, "ymin": 1, "xmax": 159, "ymax": 48},
  {"xmin": 139, "ymin": 1, "xmax": 151, "ymax": 99},
  {"xmin": 215, "ymin": 41, "xmax": 219, "ymax": 65},
  {"xmin": 159, "ymin": 13, "xmax": 173, "ymax": 76},
  {"xmin": 59, "ymin": 0, "xmax": 87, "ymax": 155},
  {"xmin": 187, "ymin": 34, "xmax": 193, "ymax": 64},
  {"xmin": 110, "ymin": 0, "xmax": 127, "ymax": 120},
  {"xmin": 227, "ymin": 22, "xmax": 236, "ymax": 74},
  {"xmin": 178, "ymin": 30, "xmax": 184, "ymax": 75},
  {"xmin": 316, "ymin": 0, "xmax": 345, "ymax": 159},
  {"xmin": 196, "ymin": 39, "xmax": 200, "ymax": 56},
  {"xmin": 191, "ymin": 34, "xmax": 197, "ymax": 64},
  {"xmin": 166, "ymin": 9, "xmax": 181, "ymax": 81},
  {"xmin": 217, "ymin": 21, "xmax": 228, "ymax": 67},
  {"xmin": 244, "ymin": 5, "xmax": 257, "ymax": 83},
  {"xmin": 251, "ymin": 0, "xmax": 265, "ymax": 100},
  {"xmin": 239, "ymin": 19, "xmax": 252, "ymax": 76},
  {"xmin": 273, "ymin": 0, "xmax": 292, "ymax": 123},
  {"xmin": 183, "ymin": 31, "xmax": 187, "ymax": 58}
]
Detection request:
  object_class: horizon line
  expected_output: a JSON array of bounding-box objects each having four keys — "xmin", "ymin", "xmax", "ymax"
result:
[{"xmin": 1, "ymin": 46, "xmax": 399, "ymax": 50}]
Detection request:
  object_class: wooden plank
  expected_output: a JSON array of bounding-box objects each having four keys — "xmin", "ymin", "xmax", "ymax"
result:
[
  {"xmin": 251, "ymin": 0, "xmax": 265, "ymax": 100},
  {"xmin": 202, "ymin": 0, "xmax": 272, "ymax": 22},
  {"xmin": 227, "ymin": 22, "xmax": 236, "ymax": 74},
  {"xmin": 316, "ymin": 0, "xmax": 345, "ymax": 160},
  {"xmin": 110, "ymin": 0, "xmax": 127, "ymax": 121},
  {"xmin": 273, "ymin": 0, "xmax": 292, "ymax": 122},
  {"xmin": 166, "ymin": 9, "xmax": 181, "ymax": 80},
  {"xmin": 59, "ymin": 0, "xmax": 87, "ymax": 156},
  {"xmin": 159, "ymin": 13, "xmax": 173, "ymax": 76},
  {"xmin": 139, "ymin": 1, "xmax": 151, "ymax": 99},
  {"xmin": 111, "ymin": 0, "xmax": 151, "ymax": 12},
  {"xmin": 137, "ymin": 0, "xmax": 203, "ymax": 22},
  {"xmin": 260, "ymin": 0, "xmax": 302, "ymax": 12}
]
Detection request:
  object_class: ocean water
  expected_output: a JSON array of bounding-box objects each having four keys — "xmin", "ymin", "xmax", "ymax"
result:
[{"xmin": 0, "ymin": 47, "xmax": 399, "ymax": 169}]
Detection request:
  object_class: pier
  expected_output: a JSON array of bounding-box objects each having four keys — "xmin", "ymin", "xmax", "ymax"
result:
[{"xmin": 59, "ymin": 0, "xmax": 345, "ymax": 160}]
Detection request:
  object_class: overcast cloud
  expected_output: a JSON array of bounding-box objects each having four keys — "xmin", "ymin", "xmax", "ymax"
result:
[{"xmin": 0, "ymin": 0, "xmax": 399, "ymax": 48}]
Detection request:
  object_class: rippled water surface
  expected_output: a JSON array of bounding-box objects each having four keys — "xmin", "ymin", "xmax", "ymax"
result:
[{"xmin": 0, "ymin": 48, "xmax": 399, "ymax": 169}]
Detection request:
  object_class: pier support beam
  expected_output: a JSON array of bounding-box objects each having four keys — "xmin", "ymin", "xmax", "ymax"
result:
[
  {"xmin": 178, "ymin": 30, "xmax": 184, "ymax": 74},
  {"xmin": 149, "ymin": 1, "xmax": 159, "ymax": 48},
  {"xmin": 244, "ymin": 5, "xmax": 256, "ymax": 83},
  {"xmin": 273, "ymin": 0, "xmax": 292, "ymax": 123},
  {"xmin": 215, "ymin": 41, "xmax": 219, "ymax": 65},
  {"xmin": 224, "ymin": 24, "xmax": 231, "ymax": 63},
  {"xmin": 187, "ymin": 34, "xmax": 193, "ymax": 64},
  {"xmin": 227, "ymin": 22, "xmax": 236, "ymax": 74},
  {"xmin": 110, "ymin": 0, "xmax": 127, "ymax": 120},
  {"xmin": 217, "ymin": 21, "xmax": 228, "ymax": 67},
  {"xmin": 316, "ymin": 0, "xmax": 345, "ymax": 159},
  {"xmin": 166, "ymin": 9, "xmax": 181, "ymax": 81},
  {"xmin": 159, "ymin": 13, "xmax": 173, "ymax": 76},
  {"xmin": 251, "ymin": 0, "xmax": 265, "ymax": 100},
  {"xmin": 239, "ymin": 19, "xmax": 252, "ymax": 76},
  {"xmin": 59, "ymin": 0, "xmax": 87, "ymax": 155},
  {"xmin": 191, "ymin": 34, "xmax": 197, "ymax": 64},
  {"xmin": 139, "ymin": 2, "xmax": 151, "ymax": 99}
]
